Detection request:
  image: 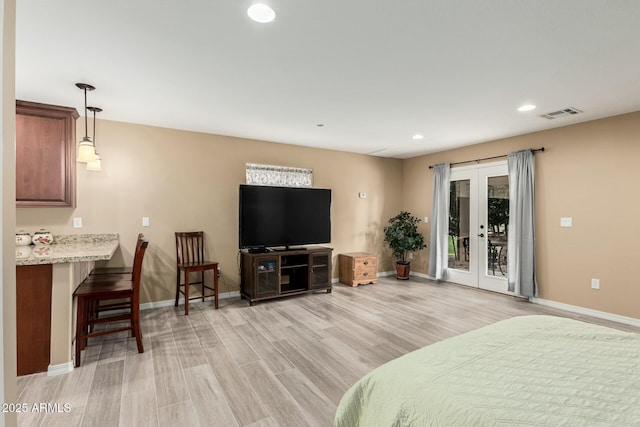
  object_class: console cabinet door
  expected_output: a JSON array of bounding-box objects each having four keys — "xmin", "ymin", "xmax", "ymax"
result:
[
  {"xmin": 16, "ymin": 100, "xmax": 78, "ymax": 207},
  {"xmin": 254, "ymin": 256, "xmax": 279, "ymax": 297},
  {"xmin": 310, "ymin": 252, "xmax": 331, "ymax": 289}
]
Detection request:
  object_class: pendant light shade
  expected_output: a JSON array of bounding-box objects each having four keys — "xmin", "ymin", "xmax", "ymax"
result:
[
  {"xmin": 78, "ymin": 136, "xmax": 98, "ymax": 163},
  {"xmin": 86, "ymin": 153, "xmax": 102, "ymax": 171},
  {"xmin": 76, "ymin": 83, "xmax": 97, "ymax": 163},
  {"xmin": 86, "ymin": 106, "xmax": 103, "ymax": 171}
]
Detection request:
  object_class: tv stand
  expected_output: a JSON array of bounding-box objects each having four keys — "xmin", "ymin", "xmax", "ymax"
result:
[{"xmin": 240, "ymin": 246, "xmax": 333, "ymax": 306}]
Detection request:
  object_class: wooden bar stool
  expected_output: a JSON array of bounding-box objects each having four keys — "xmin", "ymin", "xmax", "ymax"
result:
[
  {"xmin": 84, "ymin": 233, "xmax": 145, "ymax": 331},
  {"xmin": 74, "ymin": 239, "xmax": 149, "ymax": 367},
  {"xmin": 175, "ymin": 231, "xmax": 219, "ymax": 315},
  {"xmin": 90, "ymin": 233, "xmax": 144, "ymax": 276}
]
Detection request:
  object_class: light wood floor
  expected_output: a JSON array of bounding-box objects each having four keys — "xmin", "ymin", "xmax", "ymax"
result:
[{"xmin": 17, "ymin": 277, "xmax": 640, "ymax": 427}]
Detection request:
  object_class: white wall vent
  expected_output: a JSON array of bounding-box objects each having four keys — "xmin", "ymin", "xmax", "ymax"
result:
[{"xmin": 540, "ymin": 107, "xmax": 583, "ymax": 120}]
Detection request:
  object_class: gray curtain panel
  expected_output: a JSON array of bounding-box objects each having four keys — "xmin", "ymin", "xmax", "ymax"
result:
[
  {"xmin": 507, "ymin": 150, "xmax": 537, "ymax": 297},
  {"xmin": 429, "ymin": 163, "xmax": 451, "ymax": 280}
]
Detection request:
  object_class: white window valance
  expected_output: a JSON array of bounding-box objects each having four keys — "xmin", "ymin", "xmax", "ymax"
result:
[{"xmin": 245, "ymin": 163, "xmax": 313, "ymax": 187}]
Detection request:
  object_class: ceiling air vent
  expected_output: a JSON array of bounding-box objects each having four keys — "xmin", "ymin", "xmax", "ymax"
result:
[{"xmin": 539, "ymin": 107, "xmax": 583, "ymax": 120}]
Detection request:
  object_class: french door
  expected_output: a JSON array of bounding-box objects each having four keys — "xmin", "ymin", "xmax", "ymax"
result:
[{"xmin": 447, "ymin": 162, "xmax": 512, "ymax": 294}]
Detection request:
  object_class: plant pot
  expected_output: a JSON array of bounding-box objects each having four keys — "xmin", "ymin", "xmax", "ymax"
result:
[{"xmin": 396, "ymin": 262, "xmax": 411, "ymax": 280}]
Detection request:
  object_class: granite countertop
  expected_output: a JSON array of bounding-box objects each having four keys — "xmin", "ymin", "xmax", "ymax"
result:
[{"xmin": 16, "ymin": 233, "xmax": 119, "ymax": 266}]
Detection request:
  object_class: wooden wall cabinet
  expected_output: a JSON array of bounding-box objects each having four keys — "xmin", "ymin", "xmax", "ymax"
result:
[
  {"xmin": 240, "ymin": 247, "xmax": 333, "ymax": 306},
  {"xmin": 16, "ymin": 100, "xmax": 79, "ymax": 207}
]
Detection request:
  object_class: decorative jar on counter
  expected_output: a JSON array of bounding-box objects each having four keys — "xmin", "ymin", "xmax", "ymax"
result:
[
  {"xmin": 31, "ymin": 229, "xmax": 54, "ymax": 245},
  {"xmin": 32, "ymin": 245, "xmax": 52, "ymax": 257},
  {"xmin": 16, "ymin": 231, "xmax": 32, "ymax": 246},
  {"xmin": 15, "ymin": 246, "xmax": 32, "ymax": 258}
]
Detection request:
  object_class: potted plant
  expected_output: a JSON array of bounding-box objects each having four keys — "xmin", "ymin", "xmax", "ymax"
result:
[{"xmin": 383, "ymin": 211, "xmax": 427, "ymax": 280}]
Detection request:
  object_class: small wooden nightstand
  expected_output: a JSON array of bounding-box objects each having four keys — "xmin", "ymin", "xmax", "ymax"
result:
[{"xmin": 339, "ymin": 252, "xmax": 377, "ymax": 287}]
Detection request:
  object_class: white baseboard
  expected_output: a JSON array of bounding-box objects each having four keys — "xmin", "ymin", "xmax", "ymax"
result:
[
  {"xmin": 379, "ymin": 271, "xmax": 396, "ymax": 277},
  {"xmin": 391, "ymin": 273, "xmax": 640, "ymax": 328},
  {"xmin": 139, "ymin": 291, "xmax": 240, "ymax": 311},
  {"xmin": 48, "ymin": 361, "xmax": 74, "ymax": 376},
  {"xmin": 401, "ymin": 274, "xmax": 639, "ymax": 328},
  {"xmin": 530, "ymin": 297, "xmax": 640, "ymax": 328}
]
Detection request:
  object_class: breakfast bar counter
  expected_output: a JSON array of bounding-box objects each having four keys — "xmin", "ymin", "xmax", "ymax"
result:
[
  {"xmin": 16, "ymin": 234, "xmax": 119, "ymax": 376},
  {"xmin": 16, "ymin": 233, "xmax": 119, "ymax": 266}
]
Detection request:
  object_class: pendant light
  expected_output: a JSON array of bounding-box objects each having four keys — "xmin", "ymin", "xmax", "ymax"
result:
[
  {"xmin": 76, "ymin": 83, "xmax": 98, "ymax": 163},
  {"xmin": 86, "ymin": 106, "xmax": 103, "ymax": 171}
]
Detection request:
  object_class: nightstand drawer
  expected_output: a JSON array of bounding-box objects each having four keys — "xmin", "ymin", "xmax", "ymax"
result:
[
  {"xmin": 354, "ymin": 267, "xmax": 376, "ymax": 281},
  {"xmin": 354, "ymin": 257, "xmax": 376, "ymax": 269}
]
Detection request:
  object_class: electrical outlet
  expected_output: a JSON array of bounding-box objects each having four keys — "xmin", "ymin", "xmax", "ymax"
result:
[
  {"xmin": 217, "ymin": 266, "xmax": 221, "ymax": 277},
  {"xmin": 73, "ymin": 217, "xmax": 82, "ymax": 228},
  {"xmin": 591, "ymin": 278, "xmax": 600, "ymax": 290},
  {"xmin": 560, "ymin": 217, "xmax": 573, "ymax": 227},
  {"xmin": 142, "ymin": 217, "xmax": 150, "ymax": 227},
  {"xmin": 358, "ymin": 192, "xmax": 367, "ymax": 199},
  {"xmin": 408, "ymin": 253, "xmax": 414, "ymax": 260},
  {"xmin": 424, "ymin": 216, "xmax": 429, "ymax": 223}
]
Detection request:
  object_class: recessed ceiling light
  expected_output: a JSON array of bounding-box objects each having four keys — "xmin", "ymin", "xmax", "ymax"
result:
[
  {"xmin": 517, "ymin": 104, "xmax": 536, "ymax": 112},
  {"xmin": 247, "ymin": 4, "xmax": 276, "ymax": 23},
  {"xmin": 412, "ymin": 134, "xmax": 424, "ymax": 140}
]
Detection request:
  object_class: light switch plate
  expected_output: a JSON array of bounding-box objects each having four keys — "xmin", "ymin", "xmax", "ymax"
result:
[
  {"xmin": 142, "ymin": 217, "xmax": 150, "ymax": 227},
  {"xmin": 73, "ymin": 217, "xmax": 82, "ymax": 228},
  {"xmin": 560, "ymin": 217, "xmax": 572, "ymax": 227}
]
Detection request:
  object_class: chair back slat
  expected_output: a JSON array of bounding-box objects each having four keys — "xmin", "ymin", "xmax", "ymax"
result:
[
  {"xmin": 128, "ymin": 233, "xmax": 145, "ymax": 280},
  {"xmin": 175, "ymin": 231, "xmax": 205, "ymax": 264},
  {"xmin": 132, "ymin": 239, "xmax": 149, "ymax": 300}
]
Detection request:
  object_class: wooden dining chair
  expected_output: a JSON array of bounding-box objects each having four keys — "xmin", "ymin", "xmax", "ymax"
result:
[
  {"xmin": 84, "ymin": 233, "xmax": 145, "ymax": 331},
  {"xmin": 90, "ymin": 233, "xmax": 144, "ymax": 276},
  {"xmin": 73, "ymin": 239, "xmax": 149, "ymax": 367},
  {"xmin": 175, "ymin": 231, "xmax": 219, "ymax": 315}
]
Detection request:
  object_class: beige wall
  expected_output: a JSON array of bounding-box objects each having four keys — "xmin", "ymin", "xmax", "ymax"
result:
[
  {"xmin": 404, "ymin": 111, "xmax": 640, "ymax": 319},
  {"xmin": 17, "ymin": 119, "xmax": 403, "ymax": 304},
  {"xmin": 14, "ymin": 107, "xmax": 640, "ymax": 323}
]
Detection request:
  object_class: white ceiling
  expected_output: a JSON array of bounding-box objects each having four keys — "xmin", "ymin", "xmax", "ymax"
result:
[{"xmin": 15, "ymin": 1, "xmax": 640, "ymax": 159}]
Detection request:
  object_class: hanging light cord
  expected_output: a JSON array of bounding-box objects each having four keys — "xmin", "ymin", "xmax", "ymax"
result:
[
  {"xmin": 92, "ymin": 107, "xmax": 96, "ymax": 146},
  {"xmin": 75, "ymin": 83, "xmax": 95, "ymax": 141},
  {"xmin": 84, "ymin": 87, "xmax": 89, "ymax": 140},
  {"xmin": 87, "ymin": 106, "xmax": 102, "ymax": 149}
]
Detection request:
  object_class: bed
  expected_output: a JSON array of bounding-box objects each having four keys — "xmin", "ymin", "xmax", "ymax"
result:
[{"xmin": 334, "ymin": 315, "xmax": 640, "ymax": 426}]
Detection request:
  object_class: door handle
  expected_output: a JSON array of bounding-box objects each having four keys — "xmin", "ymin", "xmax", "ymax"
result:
[{"xmin": 478, "ymin": 233, "xmax": 485, "ymax": 238}]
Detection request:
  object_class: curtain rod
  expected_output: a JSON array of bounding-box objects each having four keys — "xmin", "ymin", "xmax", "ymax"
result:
[{"xmin": 428, "ymin": 147, "xmax": 545, "ymax": 169}]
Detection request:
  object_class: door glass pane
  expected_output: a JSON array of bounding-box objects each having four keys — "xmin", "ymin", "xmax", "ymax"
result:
[
  {"xmin": 487, "ymin": 176, "xmax": 509, "ymax": 277},
  {"xmin": 311, "ymin": 254, "xmax": 329, "ymax": 288},
  {"xmin": 256, "ymin": 258, "xmax": 279, "ymax": 296},
  {"xmin": 449, "ymin": 180, "xmax": 470, "ymax": 271}
]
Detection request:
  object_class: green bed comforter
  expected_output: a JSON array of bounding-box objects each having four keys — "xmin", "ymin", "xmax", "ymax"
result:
[{"xmin": 334, "ymin": 315, "xmax": 640, "ymax": 426}]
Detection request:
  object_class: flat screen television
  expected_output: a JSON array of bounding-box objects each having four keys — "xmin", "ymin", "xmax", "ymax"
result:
[{"xmin": 239, "ymin": 184, "xmax": 331, "ymax": 250}]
